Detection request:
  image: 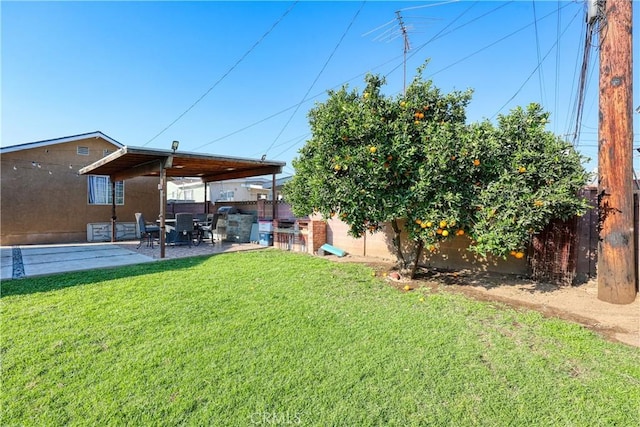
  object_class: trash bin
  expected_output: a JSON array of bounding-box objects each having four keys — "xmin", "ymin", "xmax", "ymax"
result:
[{"xmin": 259, "ymin": 232, "xmax": 273, "ymax": 247}]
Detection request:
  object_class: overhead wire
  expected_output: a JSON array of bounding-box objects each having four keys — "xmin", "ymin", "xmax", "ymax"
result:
[
  {"xmin": 262, "ymin": 1, "xmax": 366, "ymax": 158},
  {"xmin": 192, "ymin": 54, "xmax": 403, "ymax": 151},
  {"xmin": 531, "ymin": 0, "xmax": 546, "ymax": 105},
  {"xmin": 194, "ymin": 1, "xmax": 509, "ymax": 152},
  {"xmin": 194, "ymin": 1, "xmax": 573, "ymax": 155},
  {"xmin": 382, "ymin": 0, "xmax": 483, "ymax": 79},
  {"xmin": 569, "ymin": 15, "xmax": 595, "ymax": 147},
  {"xmin": 142, "ymin": 1, "xmax": 298, "ymax": 147},
  {"xmin": 489, "ymin": 6, "xmax": 581, "ymax": 119},
  {"xmin": 429, "ymin": 1, "xmax": 574, "ymax": 78},
  {"xmin": 554, "ymin": 0, "xmax": 562, "ymax": 133}
]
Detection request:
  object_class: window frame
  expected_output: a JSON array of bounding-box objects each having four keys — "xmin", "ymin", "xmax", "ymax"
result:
[{"xmin": 87, "ymin": 175, "xmax": 125, "ymax": 205}]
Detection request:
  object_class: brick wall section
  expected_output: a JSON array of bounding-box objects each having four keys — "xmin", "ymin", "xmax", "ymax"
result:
[{"xmin": 307, "ymin": 220, "xmax": 327, "ymax": 254}]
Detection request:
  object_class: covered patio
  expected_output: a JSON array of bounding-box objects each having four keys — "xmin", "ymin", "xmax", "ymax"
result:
[{"xmin": 79, "ymin": 146, "xmax": 285, "ymax": 258}]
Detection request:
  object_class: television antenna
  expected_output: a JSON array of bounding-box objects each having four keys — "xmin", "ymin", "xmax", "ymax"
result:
[{"xmin": 362, "ymin": 2, "xmax": 453, "ymax": 95}]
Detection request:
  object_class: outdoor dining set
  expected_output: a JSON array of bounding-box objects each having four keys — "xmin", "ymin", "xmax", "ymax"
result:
[{"xmin": 134, "ymin": 212, "xmax": 219, "ymax": 249}]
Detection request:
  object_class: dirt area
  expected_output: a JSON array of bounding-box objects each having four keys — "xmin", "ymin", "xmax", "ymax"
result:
[{"xmin": 333, "ymin": 254, "xmax": 639, "ymax": 348}]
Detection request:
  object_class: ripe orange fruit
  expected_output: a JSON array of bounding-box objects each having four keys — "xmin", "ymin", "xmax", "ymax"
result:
[
  {"xmin": 414, "ymin": 120, "xmax": 420, "ymax": 125},
  {"xmin": 400, "ymin": 101, "xmax": 407, "ymax": 108},
  {"xmin": 473, "ymin": 159, "xmax": 481, "ymax": 167},
  {"xmin": 404, "ymin": 285, "xmax": 411, "ymax": 291},
  {"xmin": 510, "ymin": 250, "xmax": 517, "ymax": 256},
  {"xmin": 518, "ymin": 166, "xmax": 526, "ymax": 173},
  {"xmin": 439, "ymin": 220, "xmax": 447, "ymax": 228},
  {"xmin": 334, "ymin": 164, "xmax": 341, "ymax": 171},
  {"xmin": 441, "ymin": 230, "xmax": 449, "ymax": 237},
  {"xmin": 515, "ymin": 251, "xmax": 525, "ymax": 259},
  {"xmin": 534, "ymin": 200, "xmax": 544, "ymax": 207},
  {"xmin": 425, "ymin": 221, "xmax": 433, "ymax": 228},
  {"xmin": 415, "ymin": 219, "xmax": 422, "ymax": 225},
  {"xmin": 436, "ymin": 228, "xmax": 443, "ymax": 235},
  {"xmin": 369, "ymin": 146, "xmax": 377, "ymax": 154},
  {"xmin": 456, "ymin": 229, "xmax": 464, "ymax": 236},
  {"xmin": 421, "ymin": 222, "xmax": 428, "ymax": 229}
]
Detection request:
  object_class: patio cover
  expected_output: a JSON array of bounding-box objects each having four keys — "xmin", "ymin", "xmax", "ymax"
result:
[{"xmin": 79, "ymin": 146, "xmax": 285, "ymax": 257}]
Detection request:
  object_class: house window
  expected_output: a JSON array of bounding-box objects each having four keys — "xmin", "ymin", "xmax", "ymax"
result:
[
  {"xmin": 77, "ymin": 146, "xmax": 90, "ymax": 156},
  {"xmin": 219, "ymin": 190, "xmax": 234, "ymax": 201},
  {"xmin": 88, "ymin": 175, "xmax": 124, "ymax": 205}
]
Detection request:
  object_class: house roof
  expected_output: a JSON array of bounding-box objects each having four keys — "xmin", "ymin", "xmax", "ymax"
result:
[
  {"xmin": 263, "ymin": 175, "xmax": 293, "ymax": 189},
  {"xmin": 79, "ymin": 145, "xmax": 285, "ymax": 182},
  {"xmin": 0, "ymin": 131, "xmax": 123, "ymax": 154}
]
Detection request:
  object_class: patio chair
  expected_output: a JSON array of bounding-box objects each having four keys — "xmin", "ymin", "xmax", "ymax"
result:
[
  {"xmin": 199, "ymin": 213, "xmax": 219, "ymax": 244},
  {"xmin": 135, "ymin": 213, "xmax": 160, "ymax": 249},
  {"xmin": 169, "ymin": 212, "xmax": 195, "ymax": 246}
]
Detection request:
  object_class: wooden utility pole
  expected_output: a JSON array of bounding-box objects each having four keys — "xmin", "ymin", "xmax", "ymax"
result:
[{"xmin": 597, "ymin": 0, "xmax": 637, "ymax": 304}]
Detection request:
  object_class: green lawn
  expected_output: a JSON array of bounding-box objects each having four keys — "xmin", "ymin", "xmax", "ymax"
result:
[{"xmin": 2, "ymin": 250, "xmax": 639, "ymax": 426}]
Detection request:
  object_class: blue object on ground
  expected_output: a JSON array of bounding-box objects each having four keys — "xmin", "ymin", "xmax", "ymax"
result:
[{"xmin": 320, "ymin": 243, "xmax": 346, "ymax": 257}]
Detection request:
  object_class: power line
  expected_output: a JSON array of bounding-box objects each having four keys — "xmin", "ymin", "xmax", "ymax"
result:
[
  {"xmin": 429, "ymin": 1, "xmax": 574, "ymax": 78},
  {"xmin": 531, "ymin": 0, "xmax": 546, "ymax": 104},
  {"xmin": 195, "ymin": 2, "xmax": 579, "ymax": 156},
  {"xmin": 554, "ymin": 0, "xmax": 562, "ymax": 133},
  {"xmin": 142, "ymin": 1, "xmax": 298, "ymax": 147},
  {"xmin": 262, "ymin": 1, "xmax": 366, "ymax": 158},
  {"xmin": 490, "ymin": 6, "xmax": 581, "ymax": 119},
  {"xmin": 569, "ymin": 13, "xmax": 596, "ymax": 147},
  {"xmin": 192, "ymin": 54, "xmax": 403, "ymax": 152},
  {"xmin": 383, "ymin": 0, "xmax": 483, "ymax": 79}
]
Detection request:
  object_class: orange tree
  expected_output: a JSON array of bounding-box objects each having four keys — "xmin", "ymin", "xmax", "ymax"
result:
[
  {"xmin": 285, "ymin": 71, "xmax": 473, "ymax": 267},
  {"xmin": 284, "ymin": 70, "xmax": 589, "ymax": 271},
  {"xmin": 468, "ymin": 104, "xmax": 590, "ymax": 259}
]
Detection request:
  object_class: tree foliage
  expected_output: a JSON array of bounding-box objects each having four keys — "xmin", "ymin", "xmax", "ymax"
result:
[{"xmin": 284, "ymin": 69, "xmax": 589, "ymax": 267}]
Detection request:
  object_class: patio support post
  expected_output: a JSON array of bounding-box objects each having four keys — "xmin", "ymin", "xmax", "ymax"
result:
[
  {"xmin": 272, "ymin": 173, "xmax": 277, "ymax": 220},
  {"xmin": 204, "ymin": 181, "xmax": 208, "ymax": 214},
  {"xmin": 159, "ymin": 164, "xmax": 168, "ymax": 259},
  {"xmin": 111, "ymin": 179, "xmax": 117, "ymax": 242}
]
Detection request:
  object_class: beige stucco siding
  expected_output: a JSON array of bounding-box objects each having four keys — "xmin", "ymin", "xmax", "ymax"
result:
[{"xmin": 1, "ymin": 137, "xmax": 159, "ymax": 245}]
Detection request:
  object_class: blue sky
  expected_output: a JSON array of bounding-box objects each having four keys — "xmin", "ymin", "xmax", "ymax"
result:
[{"xmin": 2, "ymin": 1, "xmax": 639, "ymax": 176}]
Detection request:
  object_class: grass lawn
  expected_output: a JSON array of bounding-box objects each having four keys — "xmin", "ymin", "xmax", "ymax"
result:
[{"xmin": 2, "ymin": 249, "xmax": 639, "ymax": 426}]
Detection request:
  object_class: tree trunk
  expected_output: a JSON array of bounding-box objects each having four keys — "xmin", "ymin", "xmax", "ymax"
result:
[
  {"xmin": 410, "ymin": 240, "xmax": 424, "ymax": 279},
  {"xmin": 390, "ymin": 219, "xmax": 407, "ymax": 268}
]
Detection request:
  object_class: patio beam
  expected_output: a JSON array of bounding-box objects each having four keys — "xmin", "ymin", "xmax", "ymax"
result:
[
  {"xmin": 110, "ymin": 157, "xmax": 170, "ymax": 182},
  {"xmin": 201, "ymin": 165, "xmax": 282, "ymax": 182}
]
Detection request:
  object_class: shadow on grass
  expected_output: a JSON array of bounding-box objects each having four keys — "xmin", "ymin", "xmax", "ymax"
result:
[
  {"xmin": 1, "ymin": 255, "xmax": 215, "ymax": 298},
  {"xmin": 413, "ymin": 266, "xmax": 572, "ymax": 294}
]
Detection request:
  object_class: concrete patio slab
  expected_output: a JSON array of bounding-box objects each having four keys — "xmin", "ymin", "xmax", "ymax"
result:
[
  {"xmin": 1, "ymin": 243, "xmax": 155, "ymax": 280},
  {"xmin": 1, "ymin": 241, "xmax": 268, "ymax": 280}
]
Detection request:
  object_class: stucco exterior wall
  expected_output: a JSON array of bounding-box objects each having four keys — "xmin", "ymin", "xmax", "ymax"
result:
[
  {"xmin": 1, "ymin": 137, "xmax": 159, "ymax": 245},
  {"xmin": 324, "ymin": 216, "xmax": 528, "ymax": 275}
]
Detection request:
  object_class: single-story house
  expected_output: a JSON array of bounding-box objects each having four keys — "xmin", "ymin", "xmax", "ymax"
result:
[{"xmin": 0, "ymin": 131, "xmax": 159, "ymax": 245}]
